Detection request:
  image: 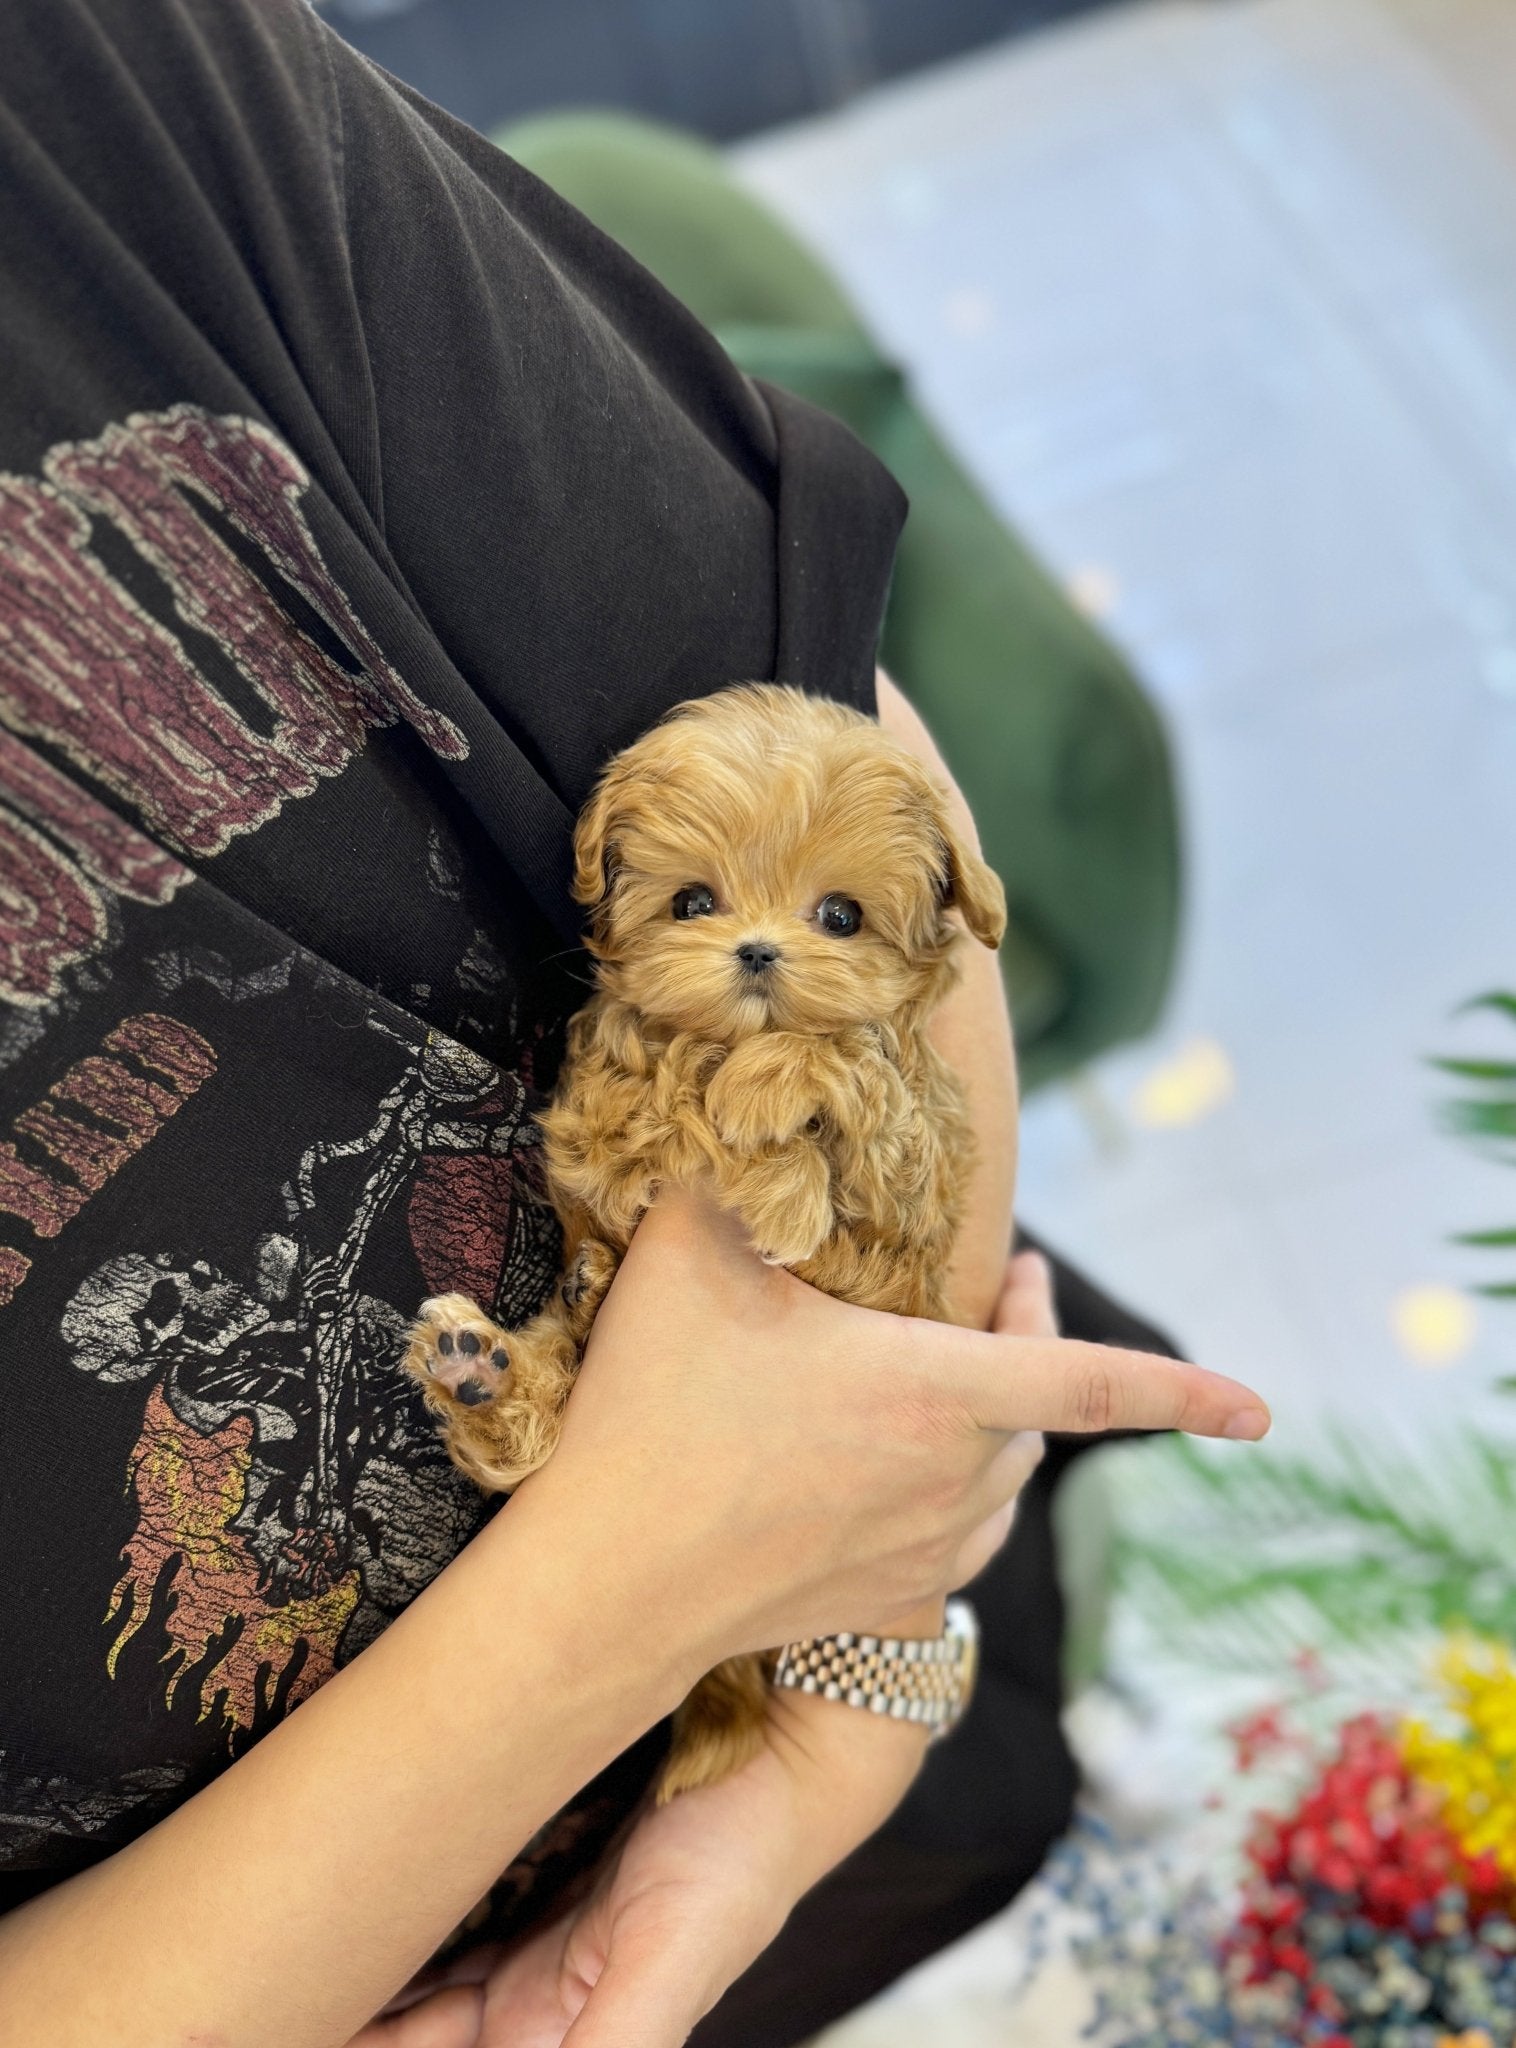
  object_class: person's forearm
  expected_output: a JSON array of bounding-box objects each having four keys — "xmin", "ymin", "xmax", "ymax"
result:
[
  {"xmin": 869, "ymin": 669, "xmax": 1020, "ymax": 1659},
  {"xmin": 0, "ymin": 1484, "xmax": 700, "ymax": 2048},
  {"xmin": 929, "ymin": 906, "xmax": 1018, "ymax": 1331},
  {"xmin": 764, "ymin": 1688, "xmax": 931, "ymax": 1897},
  {"xmin": 875, "ymin": 670, "xmax": 1018, "ymax": 1334}
]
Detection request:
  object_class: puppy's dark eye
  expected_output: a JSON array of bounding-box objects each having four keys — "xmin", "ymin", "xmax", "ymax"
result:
[
  {"xmin": 816, "ymin": 893, "xmax": 863, "ymax": 937},
  {"xmin": 672, "ymin": 885, "xmax": 717, "ymax": 921}
]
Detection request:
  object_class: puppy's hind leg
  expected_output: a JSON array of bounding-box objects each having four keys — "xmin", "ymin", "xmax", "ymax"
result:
[
  {"xmin": 557, "ymin": 1234, "xmax": 620, "ymax": 1344},
  {"xmin": 657, "ymin": 1653, "xmax": 771, "ymax": 1802}
]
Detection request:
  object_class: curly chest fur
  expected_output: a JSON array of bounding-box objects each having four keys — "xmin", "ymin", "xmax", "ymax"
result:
[{"xmin": 539, "ymin": 995, "xmax": 971, "ymax": 1322}]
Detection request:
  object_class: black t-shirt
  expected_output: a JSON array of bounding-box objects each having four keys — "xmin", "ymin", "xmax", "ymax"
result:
[{"xmin": 0, "ymin": 0, "xmax": 904, "ymax": 1935}]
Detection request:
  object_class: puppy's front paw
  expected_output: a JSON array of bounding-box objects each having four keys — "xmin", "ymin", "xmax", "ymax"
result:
[
  {"xmin": 730, "ymin": 1147, "xmax": 835, "ymax": 1268},
  {"xmin": 404, "ymin": 1293, "xmax": 512, "ymax": 1409},
  {"xmin": 705, "ymin": 1042, "xmax": 817, "ymax": 1152},
  {"xmin": 755, "ymin": 1217, "xmax": 833, "ymax": 1268}
]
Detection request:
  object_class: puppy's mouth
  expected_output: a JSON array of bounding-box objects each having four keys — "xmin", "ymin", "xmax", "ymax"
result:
[{"xmin": 728, "ymin": 968, "xmax": 788, "ymax": 1036}]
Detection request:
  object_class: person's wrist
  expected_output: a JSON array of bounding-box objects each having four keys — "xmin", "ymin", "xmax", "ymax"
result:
[
  {"xmin": 493, "ymin": 1463, "xmax": 729, "ymax": 1716},
  {"xmin": 867, "ymin": 1594, "xmax": 947, "ymax": 1639},
  {"xmin": 765, "ymin": 1689, "xmax": 928, "ymax": 1889}
]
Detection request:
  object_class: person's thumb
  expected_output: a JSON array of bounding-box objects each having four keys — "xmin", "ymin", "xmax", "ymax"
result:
[
  {"xmin": 557, "ymin": 1931, "xmax": 718, "ymax": 2048},
  {"xmin": 992, "ymin": 1248, "xmax": 1057, "ymax": 1339}
]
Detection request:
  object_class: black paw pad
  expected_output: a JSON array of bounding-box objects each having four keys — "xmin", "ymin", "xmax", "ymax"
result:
[
  {"xmin": 454, "ymin": 1377, "xmax": 490, "ymax": 1407},
  {"xmin": 492, "ymin": 1347, "xmax": 509, "ymax": 1371},
  {"xmin": 458, "ymin": 1331, "xmax": 481, "ymax": 1357},
  {"xmin": 437, "ymin": 1331, "xmax": 454, "ymax": 1357}
]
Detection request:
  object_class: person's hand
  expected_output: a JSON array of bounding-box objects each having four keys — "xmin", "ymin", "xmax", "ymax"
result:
[
  {"xmin": 994, "ymin": 1244, "xmax": 1059, "ymax": 1344},
  {"xmin": 947, "ymin": 1243, "xmax": 1059, "ymax": 1587},
  {"xmin": 513, "ymin": 1187, "xmax": 1269, "ymax": 1680},
  {"xmin": 356, "ymin": 1249, "xmax": 1066, "ymax": 2048},
  {"xmin": 352, "ymin": 1681, "xmax": 935, "ymax": 2048},
  {"xmin": 347, "ymin": 1232, "xmax": 1262, "ymax": 2048}
]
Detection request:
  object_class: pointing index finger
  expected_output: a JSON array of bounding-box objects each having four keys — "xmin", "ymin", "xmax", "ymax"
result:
[{"xmin": 967, "ymin": 1331, "xmax": 1271, "ymax": 1441}]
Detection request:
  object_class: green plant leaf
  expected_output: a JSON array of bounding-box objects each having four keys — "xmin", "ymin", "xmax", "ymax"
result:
[
  {"xmin": 1438, "ymin": 989, "xmax": 1516, "ymax": 1292},
  {"xmin": 1429, "ymin": 1057, "xmax": 1516, "ymax": 1083},
  {"xmin": 1444, "ymin": 1099, "xmax": 1516, "ymax": 1142},
  {"xmin": 1457, "ymin": 991, "xmax": 1516, "ymax": 1024},
  {"xmin": 1107, "ymin": 1427, "xmax": 1516, "ymax": 1667}
]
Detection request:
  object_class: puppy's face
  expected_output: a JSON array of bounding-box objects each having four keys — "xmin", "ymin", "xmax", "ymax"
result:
[{"xmin": 573, "ymin": 685, "xmax": 1005, "ymax": 1043}]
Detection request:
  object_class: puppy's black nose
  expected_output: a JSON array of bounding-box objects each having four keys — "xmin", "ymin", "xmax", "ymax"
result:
[{"xmin": 735, "ymin": 941, "xmax": 780, "ymax": 975}]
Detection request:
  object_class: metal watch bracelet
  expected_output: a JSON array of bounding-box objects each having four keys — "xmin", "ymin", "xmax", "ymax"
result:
[{"xmin": 770, "ymin": 1597, "xmax": 980, "ymax": 1740}]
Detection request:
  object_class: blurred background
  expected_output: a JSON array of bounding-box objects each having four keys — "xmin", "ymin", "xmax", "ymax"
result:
[
  {"xmin": 319, "ymin": 0, "xmax": 1112, "ymax": 138},
  {"xmin": 324, "ymin": 0, "xmax": 1516, "ymax": 2038}
]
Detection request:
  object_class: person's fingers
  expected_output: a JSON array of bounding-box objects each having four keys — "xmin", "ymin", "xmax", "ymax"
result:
[
  {"xmin": 349, "ymin": 1984, "xmax": 484, "ymax": 2048},
  {"xmin": 947, "ymin": 1430, "xmax": 1045, "ymax": 1587},
  {"xmin": 978, "ymin": 1426, "xmax": 1046, "ymax": 1505},
  {"xmin": 474, "ymin": 1924, "xmax": 584, "ymax": 2047},
  {"xmin": 379, "ymin": 1947, "xmax": 504, "ymax": 2015},
  {"xmin": 991, "ymin": 1250, "xmax": 1057, "ymax": 1339},
  {"xmin": 950, "ymin": 1328, "xmax": 1270, "ymax": 1441},
  {"xmin": 963, "ymin": 1427, "xmax": 1044, "ymax": 1531},
  {"xmin": 950, "ymin": 1499, "xmax": 1017, "ymax": 1590}
]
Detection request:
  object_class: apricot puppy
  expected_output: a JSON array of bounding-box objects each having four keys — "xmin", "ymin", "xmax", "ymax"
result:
[{"xmin": 404, "ymin": 682, "xmax": 1005, "ymax": 1799}]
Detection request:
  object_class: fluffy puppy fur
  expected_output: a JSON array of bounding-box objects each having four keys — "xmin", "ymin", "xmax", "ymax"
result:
[{"xmin": 404, "ymin": 682, "xmax": 1006, "ymax": 1800}]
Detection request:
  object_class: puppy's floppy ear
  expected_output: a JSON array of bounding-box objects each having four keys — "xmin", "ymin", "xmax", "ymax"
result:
[
  {"xmin": 902, "ymin": 751, "xmax": 1006, "ymax": 949},
  {"xmin": 571, "ymin": 763, "xmax": 628, "ymax": 934},
  {"xmin": 936, "ymin": 816, "xmax": 1007, "ymax": 950}
]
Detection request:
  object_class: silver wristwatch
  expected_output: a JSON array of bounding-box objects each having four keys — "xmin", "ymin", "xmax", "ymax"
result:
[{"xmin": 771, "ymin": 1598, "xmax": 979, "ymax": 1739}]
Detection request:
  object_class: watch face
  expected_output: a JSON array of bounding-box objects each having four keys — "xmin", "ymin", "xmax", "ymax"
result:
[
  {"xmin": 945, "ymin": 1599, "xmax": 979, "ymax": 1726},
  {"xmin": 958, "ymin": 1627, "xmax": 980, "ymax": 1710}
]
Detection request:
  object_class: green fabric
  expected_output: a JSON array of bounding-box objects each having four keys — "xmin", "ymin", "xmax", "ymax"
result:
[
  {"xmin": 497, "ymin": 113, "xmax": 862, "ymax": 335},
  {"xmin": 497, "ymin": 111, "xmax": 1181, "ymax": 1086},
  {"xmin": 1052, "ymin": 1454, "xmax": 1120, "ymax": 1699}
]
